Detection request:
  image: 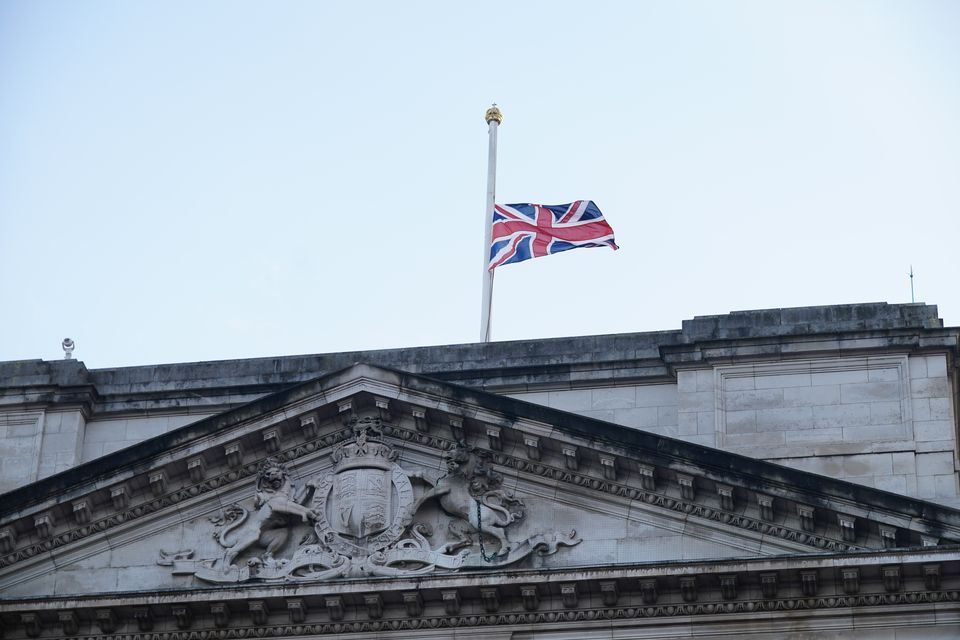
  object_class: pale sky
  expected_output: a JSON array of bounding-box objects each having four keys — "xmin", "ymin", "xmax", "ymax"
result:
[{"xmin": 1, "ymin": 1, "xmax": 958, "ymax": 369}]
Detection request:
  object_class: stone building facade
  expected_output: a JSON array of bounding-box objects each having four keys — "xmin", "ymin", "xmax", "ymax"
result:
[{"xmin": 0, "ymin": 302, "xmax": 958, "ymax": 638}]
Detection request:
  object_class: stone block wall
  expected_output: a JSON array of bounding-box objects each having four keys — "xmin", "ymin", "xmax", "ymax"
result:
[
  {"xmin": 81, "ymin": 412, "xmax": 220, "ymax": 462},
  {"xmin": 508, "ymin": 384, "xmax": 679, "ymax": 437},
  {"xmin": 0, "ymin": 407, "xmax": 216, "ymax": 493},
  {"xmin": 36, "ymin": 410, "xmax": 87, "ymax": 479},
  {"xmin": 716, "ymin": 356, "xmax": 913, "ymax": 450},
  {"xmin": 0, "ymin": 409, "xmax": 87, "ymax": 493},
  {"xmin": 510, "ymin": 354, "xmax": 958, "ymax": 506},
  {"xmin": 760, "ymin": 354, "xmax": 958, "ymax": 502},
  {"xmin": 0, "ymin": 411, "xmax": 43, "ymax": 491},
  {"xmin": 689, "ymin": 354, "xmax": 957, "ymax": 505}
]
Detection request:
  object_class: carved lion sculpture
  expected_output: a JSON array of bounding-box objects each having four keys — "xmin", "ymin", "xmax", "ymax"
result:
[
  {"xmin": 214, "ymin": 457, "xmax": 318, "ymax": 568},
  {"xmin": 413, "ymin": 445, "xmax": 523, "ymax": 556}
]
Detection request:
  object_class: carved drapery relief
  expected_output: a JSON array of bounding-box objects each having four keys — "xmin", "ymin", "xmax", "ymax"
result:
[{"xmin": 161, "ymin": 417, "xmax": 579, "ymax": 583}]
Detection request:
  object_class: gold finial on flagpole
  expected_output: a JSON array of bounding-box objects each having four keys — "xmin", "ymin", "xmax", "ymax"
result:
[{"xmin": 485, "ymin": 104, "xmax": 503, "ymax": 124}]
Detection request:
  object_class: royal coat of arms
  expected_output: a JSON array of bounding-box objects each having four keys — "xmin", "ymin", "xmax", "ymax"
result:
[
  {"xmin": 163, "ymin": 417, "xmax": 579, "ymax": 583},
  {"xmin": 311, "ymin": 419, "xmax": 416, "ymax": 559}
]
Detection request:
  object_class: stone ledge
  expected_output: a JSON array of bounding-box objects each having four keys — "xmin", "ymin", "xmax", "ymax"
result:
[
  {"xmin": 0, "ymin": 303, "xmax": 954, "ymax": 418},
  {"xmin": 0, "ymin": 548, "xmax": 957, "ymax": 637},
  {"xmin": 682, "ymin": 303, "xmax": 943, "ymax": 341}
]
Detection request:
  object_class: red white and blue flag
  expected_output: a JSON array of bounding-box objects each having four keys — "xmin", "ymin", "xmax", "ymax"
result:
[{"xmin": 488, "ymin": 200, "xmax": 618, "ymax": 270}]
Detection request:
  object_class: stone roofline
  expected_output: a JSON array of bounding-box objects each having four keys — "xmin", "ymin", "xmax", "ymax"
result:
[
  {"xmin": 0, "ymin": 302, "xmax": 955, "ymax": 414},
  {"xmin": 3, "ymin": 546, "xmax": 958, "ymax": 637}
]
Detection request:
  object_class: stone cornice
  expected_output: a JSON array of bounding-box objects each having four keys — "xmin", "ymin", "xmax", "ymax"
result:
[
  {"xmin": 0, "ymin": 304, "xmax": 954, "ymax": 416},
  {"xmin": 1, "ymin": 547, "xmax": 958, "ymax": 638},
  {"xmin": 0, "ymin": 358, "xmax": 99, "ymax": 415},
  {"xmin": 6, "ymin": 363, "xmax": 959, "ymax": 529}
]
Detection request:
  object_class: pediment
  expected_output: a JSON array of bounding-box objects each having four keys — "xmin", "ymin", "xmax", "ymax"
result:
[{"xmin": 2, "ymin": 363, "xmax": 960, "ymax": 601}]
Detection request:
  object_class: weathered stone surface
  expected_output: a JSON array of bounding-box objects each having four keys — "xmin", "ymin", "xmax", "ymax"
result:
[
  {"xmin": 1, "ymin": 302, "xmax": 957, "ymax": 506},
  {"xmin": 1, "ymin": 353, "xmax": 959, "ymax": 638}
]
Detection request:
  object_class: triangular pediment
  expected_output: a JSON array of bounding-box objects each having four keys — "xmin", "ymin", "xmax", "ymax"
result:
[{"xmin": 2, "ymin": 363, "xmax": 960, "ymax": 601}]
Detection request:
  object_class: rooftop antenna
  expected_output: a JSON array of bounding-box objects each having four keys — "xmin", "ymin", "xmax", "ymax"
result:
[
  {"xmin": 909, "ymin": 266, "xmax": 915, "ymax": 303},
  {"xmin": 62, "ymin": 338, "xmax": 75, "ymax": 360}
]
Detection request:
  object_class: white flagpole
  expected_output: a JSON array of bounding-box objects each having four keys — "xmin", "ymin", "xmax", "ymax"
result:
[{"xmin": 480, "ymin": 104, "xmax": 502, "ymax": 342}]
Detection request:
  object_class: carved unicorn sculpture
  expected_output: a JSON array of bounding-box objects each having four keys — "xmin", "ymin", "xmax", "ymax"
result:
[{"xmin": 413, "ymin": 445, "xmax": 523, "ymax": 556}]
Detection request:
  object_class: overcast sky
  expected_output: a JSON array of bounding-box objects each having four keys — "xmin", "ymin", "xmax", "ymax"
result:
[{"xmin": 1, "ymin": 1, "xmax": 958, "ymax": 369}]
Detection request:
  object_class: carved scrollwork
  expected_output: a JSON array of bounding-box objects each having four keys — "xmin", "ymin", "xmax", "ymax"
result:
[{"xmin": 167, "ymin": 422, "xmax": 578, "ymax": 583}]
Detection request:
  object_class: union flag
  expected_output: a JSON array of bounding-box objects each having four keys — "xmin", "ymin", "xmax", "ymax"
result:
[{"xmin": 488, "ymin": 200, "xmax": 618, "ymax": 270}]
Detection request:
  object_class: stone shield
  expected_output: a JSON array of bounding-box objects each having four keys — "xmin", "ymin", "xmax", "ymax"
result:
[
  {"xmin": 331, "ymin": 467, "xmax": 391, "ymax": 538},
  {"xmin": 314, "ymin": 461, "xmax": 414, "ymax": 555}
]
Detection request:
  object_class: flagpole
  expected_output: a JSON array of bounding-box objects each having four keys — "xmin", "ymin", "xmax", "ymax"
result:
[{"xmin": 480, "ymin": 104, "xmax": 502, "ymax": 342}]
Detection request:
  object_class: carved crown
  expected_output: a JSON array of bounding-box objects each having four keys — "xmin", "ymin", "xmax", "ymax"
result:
[{"xmin": 331, "ymin": 417, "xmax": 398, "ymax": 472}]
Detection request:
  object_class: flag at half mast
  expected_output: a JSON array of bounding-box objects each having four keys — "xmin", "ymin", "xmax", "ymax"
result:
[{"xmin": 488, "ymin": 200, "xmax": 618, "ymax": 270}]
